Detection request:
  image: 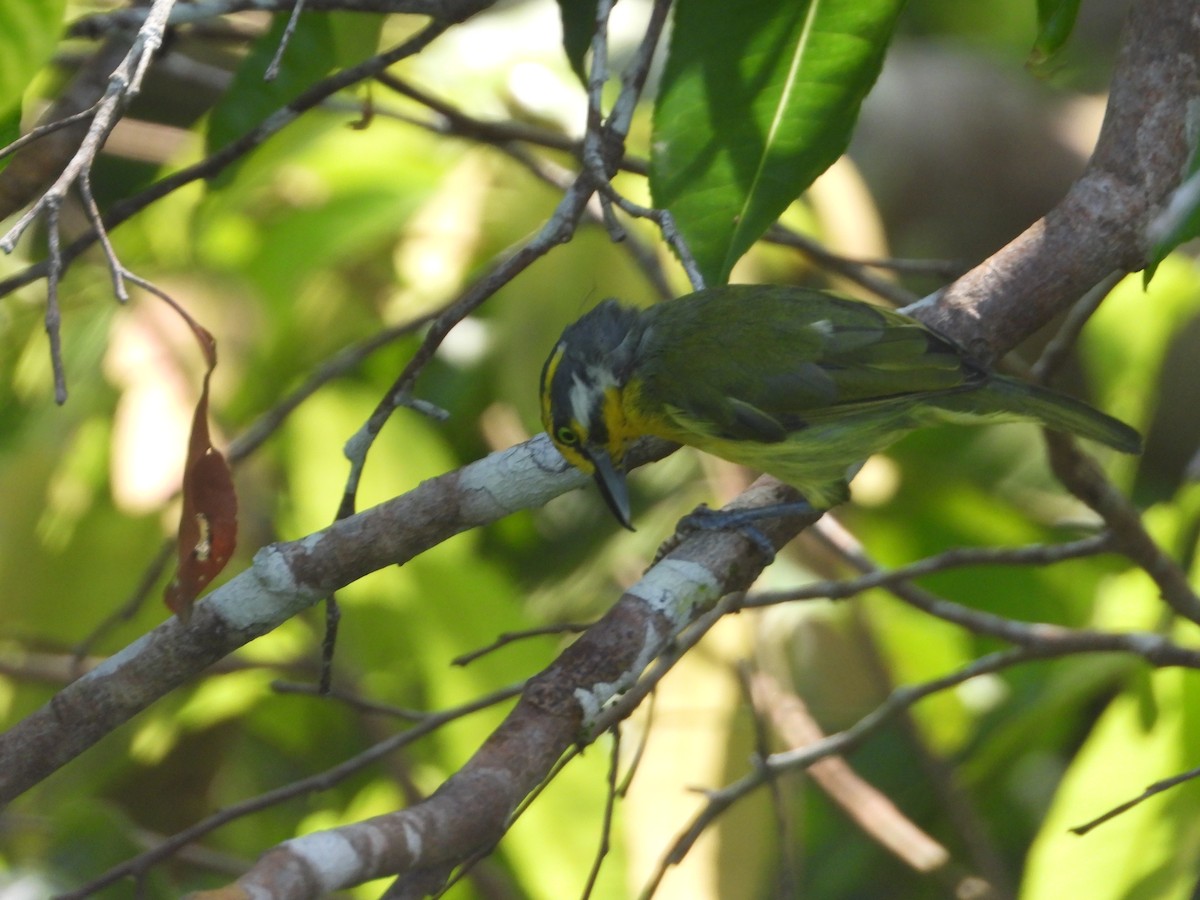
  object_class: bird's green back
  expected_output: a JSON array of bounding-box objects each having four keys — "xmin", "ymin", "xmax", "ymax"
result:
[
  {"xmin": 631, "ymin": 285, "xmax": 980, "ymax": 441},
  {"xmin": 615, "ymin": 285, "xmax": 1137, "ymax": 507}
]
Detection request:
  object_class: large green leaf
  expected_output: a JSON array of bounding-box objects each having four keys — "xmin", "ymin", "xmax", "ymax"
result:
[
  {"xmin": 1030, "ymin": 0, "xmax": 1081, "ymax": 66},
  {"xmin": 205, "ymin": 11, "xmax": 383, "ymax": 173},
  {"xmin": 1020, "ymin": 665, "xmax": 1200, "ymax": 900},
  {"xmin": 556, "ymin": 0, "xmax": 598, "ymax": 82},
  {"xmin": 650, "ymin": 0, "xmax": 904, "ymax": 284},
  {"xmin": 0, "ymin": 105, "xmax": 19, "ymax": 176},
  {"xmin": 0, "ymin": 0, "xmax": 66, "ymax": 118}
]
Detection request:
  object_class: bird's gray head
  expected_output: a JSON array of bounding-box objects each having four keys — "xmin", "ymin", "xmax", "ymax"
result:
[{"xmin": 540, "ymin": 299, "xmax": 647, "ymax": 529}]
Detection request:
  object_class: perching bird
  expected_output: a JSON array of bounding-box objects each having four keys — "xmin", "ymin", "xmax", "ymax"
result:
[{"xmin": 540, "ymin": 284, "xmax": 1140, "ymax": 529}]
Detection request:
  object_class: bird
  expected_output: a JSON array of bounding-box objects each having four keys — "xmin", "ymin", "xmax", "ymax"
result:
[{"xmin": 539, "ymin": 284, "xmax": 1141, "ymax": 531}]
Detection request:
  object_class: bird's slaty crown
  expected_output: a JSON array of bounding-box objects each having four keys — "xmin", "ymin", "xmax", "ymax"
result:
[{"xmin": 541, "ymin": 299, "xmax": 645, "ymax": 435}]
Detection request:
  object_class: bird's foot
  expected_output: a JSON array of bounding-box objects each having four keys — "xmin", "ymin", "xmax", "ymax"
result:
[{"xmin": 653, "ymin": 500, "xmax": 821, "ymax": 565}]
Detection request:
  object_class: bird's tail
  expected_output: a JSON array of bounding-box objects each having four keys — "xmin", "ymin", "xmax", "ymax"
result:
[{"xmin": 956, "ymin": 375, "xmax": 1143, "ymax": 453}]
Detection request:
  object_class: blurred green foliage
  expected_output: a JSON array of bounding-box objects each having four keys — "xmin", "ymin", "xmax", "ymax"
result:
[{"xmin": 0, "ymin": 1, "xmax": 1198, "ymax": 898}]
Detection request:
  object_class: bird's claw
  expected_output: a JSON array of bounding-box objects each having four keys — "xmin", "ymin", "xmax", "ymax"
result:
[{"xmin": 652, "ymin": 502, "xmax": 810, "ymax": 566}]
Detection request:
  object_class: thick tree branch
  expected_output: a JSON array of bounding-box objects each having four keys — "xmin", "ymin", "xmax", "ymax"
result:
[{"xmin": 913, "ymin": 0, "xmax": 1200, "ymax": 360}]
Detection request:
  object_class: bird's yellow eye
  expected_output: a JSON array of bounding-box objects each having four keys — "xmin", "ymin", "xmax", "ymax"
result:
[{"xmin": 556, "ymin": 426, "xmax": 578, "ymax": 446}]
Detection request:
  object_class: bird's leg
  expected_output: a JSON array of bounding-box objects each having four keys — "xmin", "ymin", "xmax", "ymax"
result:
[{"xmin": 654, "ymin": 500, "xmax": 823, "ymax": 565}]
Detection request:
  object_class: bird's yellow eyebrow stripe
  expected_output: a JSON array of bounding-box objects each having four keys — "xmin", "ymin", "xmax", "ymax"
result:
[{"xmin": 541, "ymin": 344, "xmax": 564, "ymax": 430}]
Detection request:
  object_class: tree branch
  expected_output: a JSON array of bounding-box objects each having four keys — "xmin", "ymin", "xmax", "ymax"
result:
[{"xmin": 911, "ymin": 0, "xmax": 1200, "ymax": 361}]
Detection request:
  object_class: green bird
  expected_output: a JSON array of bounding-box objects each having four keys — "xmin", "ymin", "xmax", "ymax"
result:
[{"xmin": 540, "ymin": 284, "xmax": 1141, "ymax": 530}]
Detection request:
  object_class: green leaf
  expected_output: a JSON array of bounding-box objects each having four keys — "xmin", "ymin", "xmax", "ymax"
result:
[
  {"xmin": 1144, "ymin": 136, "xmax": 1200, "ymax": 284},
  {"xmin": 650, "ymin": 0, "xmax": 904, "ymax": 285},
  {"xmin": 556, "ymin": 0, "xmax": 598, "ymax": 82},
  {"xmin": 1030, "ymin": 0, "xmax": 1081, "ymax": 67},
  {"xmin": 0, "ymin": 104, "xmax": 20, "ymax": 176},
  {"xmin": 1021, "ymin": 667, "xmax": 1200, "ymax": 900},
  {"xmin": 206, "ymin": 12, "xmax": 382, "ymax": 174},
  {"xmin": 0, "ymin": 0, "xmax": 66, "ymax": 118},
  {"xmin": 1081, "ymin": 262, "xmax": 1200, "ymax": 439}
]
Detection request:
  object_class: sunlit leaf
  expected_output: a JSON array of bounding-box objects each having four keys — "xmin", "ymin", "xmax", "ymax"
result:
[
  {"xmin": 1080, "ymin": 262, "xmax": 1200, "ymax": 439},
  {"xmin": 650, "ymin": 0, "xmax": 904, "ymax": 284},
  {"xmin": 1021, "ymin": 667, "xmax": 1200, "ymax": 900},
  {"xmin": 1030, "ymin": 0, "xmax": 1081, "ymax": 67},
  {"xmin": 0, "ymin": 0, "xmax": 66, "ymax": 118}
]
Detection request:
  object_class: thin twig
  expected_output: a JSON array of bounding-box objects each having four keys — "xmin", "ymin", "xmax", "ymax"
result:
[
  {"xmin": 1043, "ymin": 432, "xmax": 1200, "ymax": 624},
  {"xmin": 67, "ymin": 0, "xmax": 450, "ymax": 38},
  {"xmin": 271, "ymin": 680, "xmax": 429, "ymax": 720},
  {"xmin": 580, "ymin": 727, "xmax": 621, "ymax": 900},
  {"xmin": 2, "ymin": 0, "xmax": 174, "ymax": 252},
  {"xmin": 765, "ymin": 224, "xmax": 926, "ymax": 307},
  {"xmin": 616, "ymin": 690, "xmax": 655, "ymax": 797},
  {"xmin": 741, "ymin": 664, "xmax": 799, "ymax": 898},
  {"xmin": 264, "ymin": 0, "xmax": 309, "ymax": 80},
  {"xmin": 0, "ymin": 105, "xmax": 101, "ymax": 162},
  {"xmin": 637, "ymin": 648, "xmax": 1033, "ymax": 900},
  {"xmin": 43, "ymin": 198, "xmax": 66, "ymax": 402},
  {"xmin": 746, "ymin": 531, "xmax": 1117, "ymax": 608},
  {"xmin": 0, "ymin": 16, "xmax": 462, "ymax": 304},
  {"xmin": 1031, "ymin": 272, "xmax": 1123, "ymax": 382},
  {"xmin": 579, "ymin": 0, "xmax": 704, "ymax": 290},
  {"xmin": 810, "ymin": 518, "xmax": 1200, "ymax": 666},
  {"xmin": 453, "ymin": 622, "xmax": 593, "ymax": 667},
  {"xmin": 1070, "ymin": 762, "xmax": 1200, "ymax": 835}
]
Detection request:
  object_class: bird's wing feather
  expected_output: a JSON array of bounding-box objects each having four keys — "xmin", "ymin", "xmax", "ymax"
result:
[{"xmin": 638, "ymin": 285, "xmax": 979, "ymax": 442}]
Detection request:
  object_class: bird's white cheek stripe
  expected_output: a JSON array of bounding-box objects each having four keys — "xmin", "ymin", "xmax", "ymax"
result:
[{"xmin": 569, "ymin": 373, "xmax": 593, "ymax": 429}]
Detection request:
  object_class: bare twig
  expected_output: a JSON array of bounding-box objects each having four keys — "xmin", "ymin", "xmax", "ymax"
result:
[
  {"xmin": 638, "ymin": 649, "xmax": 1033, "ymax": 899},
  {"xmin": 748, "ymin": 669, "xmax": 958, "ymax": 880},
  {"xmin": 452, "ymin": 622, "xmax": 593, "ymax": 667},
  {"xmin": 264, "ymin": 0, "xmax": 309, "ymax": 80},
  {"xmin": 580, "ymin": 727, "xmax": 622, "ymax": 900},
  {"xmin": 67, "ymin": 0, "xmax": 459, "ymax": 39},
  {"xmin": 1031, "ymin": 272, "xmax": 1124, "ymax": 382},
  {"xmin": 811, "ymin": 518, "xmax": 1200, "ymax": 666},
  {"xmin": 580, "ymin": 0, "xmax": 704, "ymax": 290},
  {"xmin": 746, "ymin": 530, "xmax": 1116, "ymax": 608},
  {"xmin": 1070, "ymin": 762, "xmax": 1200, "ymax": 836},
  {"xmin": 271, "ymin": 680, "xmax": 430, "ymax": 720},
  {"xmin": 765, "ymin": 224, "xmax": 927, "ymax": 307},
  {"xmin": 741, "ymin": 664, "xmax": 799, "ymax": 898},
  {"xmin": 0, "ymin": 13, "xmax": 472, "ymax": 304},
  {"xmin": 369, "ymin": 75, "xmax": 676, "ymax": 299},
  {"xmin": 335, "ymin": 178, "xmax": 593, "ymax": 513},
  {"xmin": 0, "ymin": 0, "xmax": 176, "ymax": 399},
  {"xmin": 0, "ymin": 105, "xmax": 100, "ymax": 163},
  {"xmin": 1043, "ymin": 432, "xmax": 1200, "ymax": 624}
]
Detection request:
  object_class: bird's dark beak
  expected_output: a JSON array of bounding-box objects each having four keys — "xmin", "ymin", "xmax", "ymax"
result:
[{"xmin": 589, "ymin": 448, "xmax": 634, "ymax": 530}]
